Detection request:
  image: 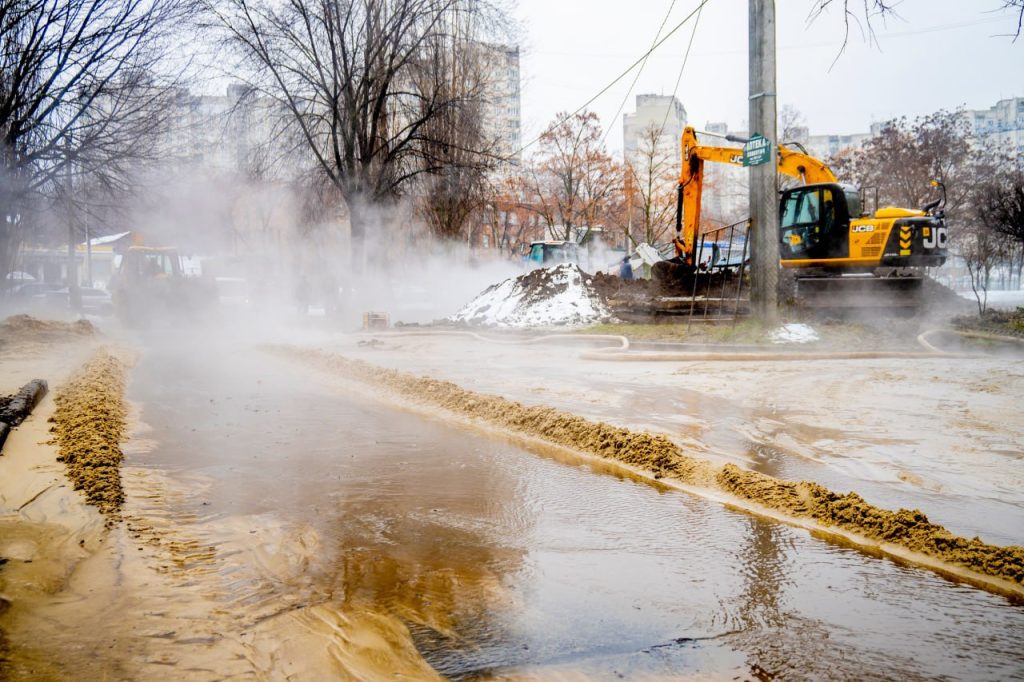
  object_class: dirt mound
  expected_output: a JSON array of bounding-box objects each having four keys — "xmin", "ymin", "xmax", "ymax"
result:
[
  {"xmin": 717, "ymin": 465, "xmax": 1024, "ymax": 583},
  {"xmin": 919, "ymin": 277, "xmax": 974, "ymax": 315},
  {"xmin": 278, "ymin": 346, "xmax": 1024, "ymax": 591},
  {"xmin": 48, "ymin": 350, "xmax": 128, "ymax": 518},
  {"xmin": 450, "ymin": 264, "xmax": 612, "ymax": 328},
  {"xmin": 593, "ymin": 266, "xmax": 745, "ymax": 310},
  {"xmin": 0, "ymin": 315, "xmax": 94, "ymax": 347}
]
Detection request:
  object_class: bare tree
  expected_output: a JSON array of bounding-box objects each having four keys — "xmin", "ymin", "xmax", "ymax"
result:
[
  {"xmin": 0, "ymin": 0, "xmax": 191, "ymax": 281},
  {"xmin": 413, "ymin": 39, "xmax": 503, "ymax": 241},
  {"xmin": 625, "ymin": 123, "xmax": 676, "ymax": 246},
  {"xmin": 958, "ymin": 221, "xmax": 1012, "ymax": 314},
  {"xmin": 1007, "ymin": 1, "xmax": 1024, "ymax": 40},
  {"xmin": 975, "ymin": 162, "xmax": 1024, "ymax": 288},
  {"xmin": 524, "ymin": 111, "xmax": 620, "ymax": 242},
  {"xmin": 778, "ymin": 104, "xmax": 807, "ymax": 144},
  {"xmin": 831, "ymin": 110, "xmax": 978, "ymax": 212},
  {"xmin": 809, "ymin": 1, "xmax": 1024, "ymax": 58},
  {"xmin": 206, "ymin": 0, "xmax": 510, "ymax": 271}
]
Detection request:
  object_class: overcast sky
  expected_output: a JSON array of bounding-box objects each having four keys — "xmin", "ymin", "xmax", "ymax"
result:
[{"xmin": 513, "ymin": 0, "xmax": 1024, "ymax": 157}]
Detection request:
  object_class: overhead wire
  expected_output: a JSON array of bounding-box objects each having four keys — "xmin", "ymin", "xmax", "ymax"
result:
[
  {"xmin": 657, "ymin": 0, "xmax": 704, "ymax": 139},
  {"xmin": 514, "ymin": 0, "xmax": 713, "ymax": 157},
  {"xmin": 600, "ymin": 0, "xmax": 680, "ymax": 147}
]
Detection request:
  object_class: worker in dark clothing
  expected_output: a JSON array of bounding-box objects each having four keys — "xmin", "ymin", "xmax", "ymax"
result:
[{"xmin": 619, "ymin": 255, "xmax": 634, "ymax": 280}]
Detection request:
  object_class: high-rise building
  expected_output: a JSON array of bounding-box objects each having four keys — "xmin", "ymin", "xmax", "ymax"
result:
[
  {"xmin": 162, "ymin": 84, "xmax": 289, "ymax": 177},
  {"xmin": 479, "ymin": 44, "xmax": 522, "ymax": 167},
  {"xmin": 623, "ymin": 94, "xmax": 688, "ymax": 169},
  {"xmin": 804, "ymin": 132, "xmax": 872, "ymax": 160},
  {"xmin": 962, "ymin": 97, "xmax": 1024, "ymax": 154}
]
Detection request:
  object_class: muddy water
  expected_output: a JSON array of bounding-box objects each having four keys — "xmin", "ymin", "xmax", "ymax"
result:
[
  {"xmin": 373, "ymin": 340, "xmax": 1023, "ymax": 548},
  {"xmin": 579, "ymin": 377, "xmax": 1024, "ymax": 546},
  {"xmin": 127, "ymin": 335, "xmax": 1024, "ymax": 680}
]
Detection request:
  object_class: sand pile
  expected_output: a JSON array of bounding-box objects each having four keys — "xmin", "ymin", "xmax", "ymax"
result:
[
  {"xmin": 450, "ymin": 264, "xmax": 612, "ymax": 328},
  {"xmin": 48, "ymin": 349, "xmax": 128, "ymax": 518},
  {"xmin": 0, "ymin": 315, "xmax": 94, "ymax": 352},
  {"xmin": 276, "ymin": 346, "xmax": 1024, "ymax": 592}
]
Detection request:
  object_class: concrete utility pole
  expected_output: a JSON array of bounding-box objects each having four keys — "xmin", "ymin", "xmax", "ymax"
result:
[
  {"xmin": 748, "ymin": 0, "xmax": 779, "ymax": 322},
  {"xmin": 65, "ymin": 136, "xmax": 81, "ymax": 312}
]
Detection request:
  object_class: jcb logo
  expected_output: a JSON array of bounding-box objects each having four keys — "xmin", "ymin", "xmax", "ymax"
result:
[
  {"xmin": 923, "ymin": 226, "xmax": 948, "ymax": 250},
  {"xmin": 851, "ymin": 224, "xmax": 875, "ymax": 233},
  {"xmin": 729, "ymin": 154, "xmax": 743, "ymax": 164}
]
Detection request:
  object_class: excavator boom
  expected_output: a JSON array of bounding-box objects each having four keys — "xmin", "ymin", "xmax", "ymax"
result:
[
  {"xmin": 664, "ymin": 126, "xmax": 947, "ymax": 314},
  {"xmin": 676, "ymin": 126, "xmax": 837, "ymax": 265}
]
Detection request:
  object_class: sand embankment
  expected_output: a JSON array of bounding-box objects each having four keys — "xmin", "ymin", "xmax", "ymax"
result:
[
  {"xmin": 275, "ymin": 346, "xmax": 1024, "ymax": 595},
  {"xmin": 48, "ymin": 350, "xmax": 129, "ymax": 519}
]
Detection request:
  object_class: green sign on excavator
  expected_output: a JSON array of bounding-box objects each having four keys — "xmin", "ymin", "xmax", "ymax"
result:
[{"xmin": 742, "ymin": 133, "xmax": 771, "ymax": 167}]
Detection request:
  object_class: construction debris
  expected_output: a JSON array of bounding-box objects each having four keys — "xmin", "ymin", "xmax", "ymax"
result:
[{"xmin": 450, "ymin": 263, "xmax": 612, "ymax": 328}]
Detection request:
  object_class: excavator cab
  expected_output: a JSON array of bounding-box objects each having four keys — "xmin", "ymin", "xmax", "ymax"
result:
[{"xmin": 779, "ymin": 183, "xmax": 859, "ymax": 261}]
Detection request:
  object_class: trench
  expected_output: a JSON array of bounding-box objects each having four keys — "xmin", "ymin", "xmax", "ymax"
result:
[{"xmin": 120, "ymin": 332, "xmax": 1024, "ymax": 680}]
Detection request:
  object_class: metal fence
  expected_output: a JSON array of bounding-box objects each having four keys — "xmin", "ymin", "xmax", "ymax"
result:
[{"xmin": 685, "ymin": 218, "xmax": 751, "ymax": 328}]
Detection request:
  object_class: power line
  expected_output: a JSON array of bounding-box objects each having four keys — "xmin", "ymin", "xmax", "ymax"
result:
[
  {"xmin": 600, "ymin": 0, "xmax": 680, "ymax": 147},
  {"xmin": 658, "ymin": 1, "xmax": 704, "ymax": 138},
  {"xmin": 514, "ymin": 0, "xmax": 713, "ymax": 157}
]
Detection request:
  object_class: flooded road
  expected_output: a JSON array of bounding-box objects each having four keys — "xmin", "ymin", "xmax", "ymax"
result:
[
  {"xmin": 125, "ymin": 333, "xmax": 1024, "ymax": 679},
  {"xmin": 333, "ymin": 333, "xmax": 1024, "ymax": 548}
]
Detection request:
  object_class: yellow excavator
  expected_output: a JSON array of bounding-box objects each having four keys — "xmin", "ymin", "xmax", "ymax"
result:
[{"xmin": 668, "ymin": 125, "xmax": 948, "ymax": 308}]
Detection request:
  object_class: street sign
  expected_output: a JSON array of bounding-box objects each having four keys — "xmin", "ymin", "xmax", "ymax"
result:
[{"xmin": 742, "ymin": 133, "xmax": 772, "ymax": 167}]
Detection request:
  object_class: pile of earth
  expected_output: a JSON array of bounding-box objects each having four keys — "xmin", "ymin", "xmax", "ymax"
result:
[
  {"xmin": 918, "ymin": 277, "xmax": 975, "ymax": 316},
  {"xmin": 592, "ymin": 266, "xmax": 744, "ymax": 302},
  {"xmin": 0, "ymin": 314, "xmax": 94, "ymax": 348},
  {"xmin": 450, "ymin": 263, "xmax": 612, "ymax": 328},
  {"xmin": 48, "ymin": 350, "xmax": 128, "ymax": 518}
]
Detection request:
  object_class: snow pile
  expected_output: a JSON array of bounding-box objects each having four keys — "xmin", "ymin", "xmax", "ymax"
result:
[
  {"xmin": 450, "ymin": 263, "xmax": 612, "ymax": 328},
  {"xmin": 769, "ymin": 323, "xmax": 819, "ymax": 344}
]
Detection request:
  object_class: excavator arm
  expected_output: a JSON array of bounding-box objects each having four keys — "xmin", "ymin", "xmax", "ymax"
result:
[{"xmin": 674, "ymin": 126, "xmax": 838, "ymax": 266}]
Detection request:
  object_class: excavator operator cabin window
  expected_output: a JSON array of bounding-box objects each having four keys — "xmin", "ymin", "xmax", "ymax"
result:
[
  {"xmin": 781, "ymin": 188, "xmax": 820, "ymax": 229},
  {"xmin": 781, "ymin": 187, "xmax": 831, "ymax": 258},
  {"xmin": 821, "ymin": 188, "xmax": 835, "ymax": 234},
  {"xmin": 844, "ymin": 188, "xmax": 862, "ymax": 218}
]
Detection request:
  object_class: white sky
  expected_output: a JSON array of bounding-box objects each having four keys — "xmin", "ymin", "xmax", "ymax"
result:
[{"xmin": 513, "ymin": 0, "xmax": 1024, "ymax": 157}]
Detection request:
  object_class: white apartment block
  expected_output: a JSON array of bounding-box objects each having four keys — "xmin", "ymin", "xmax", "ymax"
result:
[
  {"xmin": 164, "ymin": 84, "xmax": 286, "ymax": 177},
  {"xmin": 623, "ymin": 94, "xmax": 688, "ymax": 169},
  {"xmin": 804, "ymin": 132, "xmax": 872, "ymax": 160},
  {"xmin": 962, "ymin": 97, "xmax": 1024, "ymax": 155},
  {"xmin": 479, "ymin": 44, "xmax": 522, "ymax": 166}
]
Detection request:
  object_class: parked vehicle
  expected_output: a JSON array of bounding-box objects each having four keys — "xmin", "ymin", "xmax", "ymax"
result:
[
  {"xmin": 45, "ymin": 287, "xmax": 114, "ymax": 316},
  {"xmin": 526, "ymin": 241, "xmax": 584, "ymax": 268}
]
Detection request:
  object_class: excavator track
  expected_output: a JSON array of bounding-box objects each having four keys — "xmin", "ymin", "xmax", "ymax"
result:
[{"xmin": 794, "ymin": 274, "xmax": 924, "ymax": 314}]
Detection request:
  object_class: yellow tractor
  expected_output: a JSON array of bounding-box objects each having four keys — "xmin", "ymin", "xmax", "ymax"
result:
[
  {"xmin": 668, "ymin": 126, "xmax": 948, "ymax": 308},
  {"xmin": 109, "ymin": 246, "xmax": 215, "ymax": 324}
]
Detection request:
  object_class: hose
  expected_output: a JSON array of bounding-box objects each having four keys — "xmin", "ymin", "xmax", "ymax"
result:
[
  {"xmin": 364, "ymin": 330, "xmax": 630, "ymax": 350},
  {"xmin": 918, "ymin": 327, "xmax": 1024, "ymax": 352},
  {"xmin": 365, "ymin": 328, "xmax": 984, "ymax": 362}
]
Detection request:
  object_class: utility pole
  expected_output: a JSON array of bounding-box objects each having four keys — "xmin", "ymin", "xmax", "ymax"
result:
[
  {"xmin": 748, "ymin": 0, "xmax": 778, "ymax": 322},
  {"xmin": 65, "ymin": 136, "xmax": 81, "ymax": 312}
]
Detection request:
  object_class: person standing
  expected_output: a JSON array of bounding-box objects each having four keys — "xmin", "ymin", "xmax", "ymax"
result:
[{"xmin": 619, "ymin": 255, "xmax": 634, "ymax": 280}]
